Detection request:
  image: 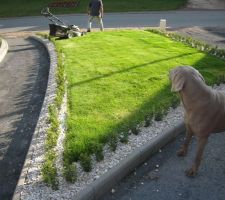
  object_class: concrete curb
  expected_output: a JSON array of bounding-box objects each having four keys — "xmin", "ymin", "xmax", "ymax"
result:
[
  {"xmin": 0, "ymin": 38, "xmax": 8, "ymax": 63},
  {"xmin": 12, "ymin": 35, "xmax": 57, "ymax": 200},
  {"xmin": 75, "ymin": 121, "xmax": 185, "ymax": 200}
]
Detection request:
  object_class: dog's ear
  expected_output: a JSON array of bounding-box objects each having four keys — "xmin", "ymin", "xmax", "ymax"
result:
[{"xmin": 170, "ymin": 69, "xmax": 185, "ymax": 92}]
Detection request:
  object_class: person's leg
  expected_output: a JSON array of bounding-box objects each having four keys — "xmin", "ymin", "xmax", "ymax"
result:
[
  {"xmin": 97, "ymin": 17, "xmax": 104, "ymax": 31},
  {"xmin": 87, "ymin": 16, "xmax": 93, "ymax": 32}
]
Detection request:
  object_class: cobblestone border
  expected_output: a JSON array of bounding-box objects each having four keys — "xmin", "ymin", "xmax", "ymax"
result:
[
  {"xmin": 13, "ymin": 35, "xmax": 57, "ymax": 200},
  {"xmin": 0, "ymin": 38, "xmax": 8, "ymax": 63}
]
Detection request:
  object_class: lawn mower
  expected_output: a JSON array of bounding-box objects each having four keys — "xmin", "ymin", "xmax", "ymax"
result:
[{"xmin": 41, "ymin": 7, "xmax": 84, "ymax": 39}]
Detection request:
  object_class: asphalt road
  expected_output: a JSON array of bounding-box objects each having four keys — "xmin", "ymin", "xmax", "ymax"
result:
[
  {"xmin": 103, "ymin": 133, "xmax": 225, "ymax": 200},
  {"xmin": 0, "ymin": 37, "xmax": 49, "ymax": 199},
  {"xmin": 0, "ymin": 11, "xmax": 225, "ymax": 33}
]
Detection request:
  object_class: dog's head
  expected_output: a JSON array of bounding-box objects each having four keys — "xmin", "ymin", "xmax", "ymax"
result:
[{"xmin": 169, "ymin": 66, "xmax": 205, "ymax": 92}]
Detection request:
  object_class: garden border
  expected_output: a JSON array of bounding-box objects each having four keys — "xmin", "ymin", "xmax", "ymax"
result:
[
  {"xmin": 12, "ymin": 32, "xmax": 186, "ymax": 200},
  {"xmin": 0, "ymin": 38, "xmax": 8, "ymax": 63},
  {"xmin": 13, "ymin": 35, "xmax": 58, "ymax": 200},
  {"xmin": 74, "ymin": 121, "xmax": 185, "ymax": 200}
]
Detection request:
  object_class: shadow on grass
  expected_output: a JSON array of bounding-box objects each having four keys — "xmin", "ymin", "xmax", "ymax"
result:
[
  {"xmin": 65, "ymin": 49, "xmax": 225, "ymax": 164},
  {"xmin": 68, "ymin": 52, "xmax": 197, "ymax": 89},
  {"xmin": 108, "ymin": 83, "xmax": 173, "ymax": 134},
  {"xmin": 64, "ymin": 81, "xmax": 177, "ymax": 163}
]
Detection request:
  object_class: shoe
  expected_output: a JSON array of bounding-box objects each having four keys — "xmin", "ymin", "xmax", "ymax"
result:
[{"xmin": 87, "ymin": 29, "xmax": 91, "ymax": 32}]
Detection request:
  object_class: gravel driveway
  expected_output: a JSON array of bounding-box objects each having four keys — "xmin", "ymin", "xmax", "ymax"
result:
[{"xmin": 0, "ymin": 36, "xmax": 49, "ymax": 200}]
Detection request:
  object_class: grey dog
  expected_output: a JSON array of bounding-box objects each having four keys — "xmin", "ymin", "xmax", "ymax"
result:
[{"xmin": 169, "ymin": 66, "xmax": 225, "ymax": 177}]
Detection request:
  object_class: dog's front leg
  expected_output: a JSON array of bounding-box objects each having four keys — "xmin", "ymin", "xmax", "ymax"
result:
[
  {"xmin": 185, "ymin": 136, "xmax": 208, "ymax": 177},
  {"xmin": 177, "ymin": 124, "xmax": 193, "ymax": 157}
]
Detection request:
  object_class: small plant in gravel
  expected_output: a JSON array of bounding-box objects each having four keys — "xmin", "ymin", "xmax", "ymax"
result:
[
  {"xmin": 131, "ymin": 126, "xmax": 140, "ymax": 135},
  {"xmin": 95, "ymin": 143, "xmax": 104, "ymax": 162},
  {"xmin": 41, "ymin": 42, "xmax": 66, "ymax": 189},
  {"xmin": 48, "ymin": 105, "xmax": 59, "ymax": 130},
  {"xmin": 45, "ymin": 128, "xmax": 58, "ymax": 150},
  {"xmin": 154, "ymin": 110, "xmax": 164, "ymax": 121},
  {"xmin": 80, "ymin": 153, "xmax": 92, "ymax": 172},
  {"xmin": 119, "ymin": 132, "xmax": 129, "ymax": 144},
  {"xmin": 144, "ymin": 113, "xmax": 153, "ymax": 127},
  {"xmin": 63, "ymin": 162, "xmax": 77, "ymax": 183},
  {"xmin": 108, "ymin": 133, "xmax": 118, "ymax": 152},
  {"xmin": 42, "ymin": 153, "xmax": 58, "ymax": 190},
  {"xmin": 42, "ymin": 105, "xmax": 60, "ymax": 189}
]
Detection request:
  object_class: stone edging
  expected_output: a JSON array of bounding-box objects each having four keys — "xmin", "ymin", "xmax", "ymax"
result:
[
  {"xmin": 13, "ymin": 35, "xmax": 58, "ymax": 200},
  {"xmin": 74, "ymin": 121, "xmax": 185, "ymax": 200},
  {"xmin": 0, "ymin": 38, "xmax": 8, "ymax": 63}
]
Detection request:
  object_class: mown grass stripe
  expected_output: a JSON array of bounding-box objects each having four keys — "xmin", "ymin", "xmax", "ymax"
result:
[{"xmin": 54, "ymin": 29, "xmax": 225, "ymax": 175}]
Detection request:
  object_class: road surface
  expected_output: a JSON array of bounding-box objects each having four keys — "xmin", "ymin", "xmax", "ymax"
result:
[
  {"xmin": 0, "ymin": 11, "xmax": 225, "ymax": 33},
  {"xmin": 103, "ymin": 133, "xmax": 225, "ymax": 200},
  {"xmin": 0, "ymin": 36, "xmax": 49, "ymax": 200}
]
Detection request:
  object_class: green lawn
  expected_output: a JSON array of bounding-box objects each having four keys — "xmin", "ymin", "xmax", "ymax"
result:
[
  {"xmin": 0, "ymin": 0, "xmax": 187, "ymax": 18},
  {"xmin": 54, "ymin": 30, "xmax": 225, "ymax": 168}
]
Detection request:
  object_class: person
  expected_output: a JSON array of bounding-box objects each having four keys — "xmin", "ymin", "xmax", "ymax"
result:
[{"xmin": 87, "ymin": 0, "xmax": 104, "ymax": 32}]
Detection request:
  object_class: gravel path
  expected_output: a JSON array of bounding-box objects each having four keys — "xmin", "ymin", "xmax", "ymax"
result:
[{"xmin": 0, "ymin": 36, "xmax": 49, "ymax": 199}]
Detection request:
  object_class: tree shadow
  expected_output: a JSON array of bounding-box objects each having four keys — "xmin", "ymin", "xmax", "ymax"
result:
[{"xmin": 68, "ymin": 52, "xmax": 197, "ymax": 89}]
